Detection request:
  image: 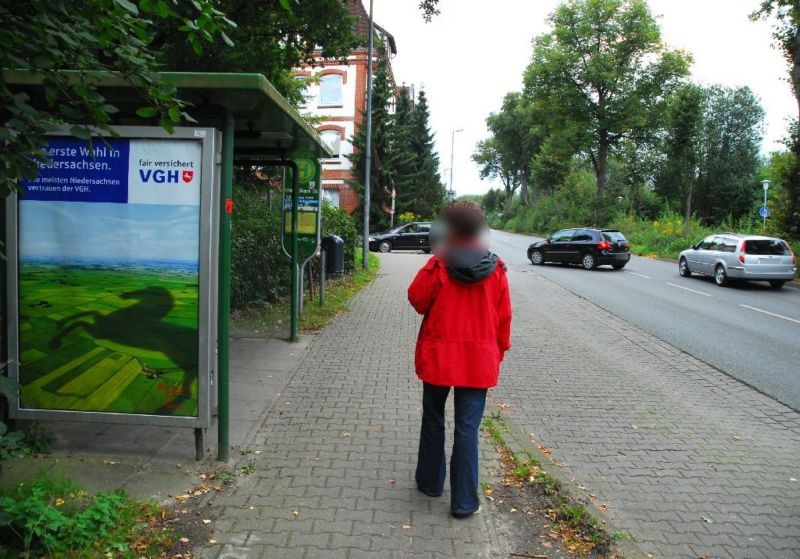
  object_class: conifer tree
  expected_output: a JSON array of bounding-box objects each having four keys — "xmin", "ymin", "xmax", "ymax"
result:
[{"xmin": 349, "ymin": 57, "xmax": 395, "ymax": 231}]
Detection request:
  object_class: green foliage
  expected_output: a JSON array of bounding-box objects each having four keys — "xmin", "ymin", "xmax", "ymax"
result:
[
  {"xmin": 231, "ymin": 186, "xmax": 289, "ymax": 310},
  {"xmin": 349, "ymin": 58, "xmax": 396, "ymax": 231},
  {"xmin": 321, "ymin": 202, "xmax": 357, "ymax": 272},
  {"xmin": 523, "ymin": 0, "xmax": 690, "ymax": 205},
  {"xmin": 0, "ymin": 476, "xmax": 168, "ymax": 557},
  {"xmin": 752, "ymin": 2, "xmax": 800, "ymax": 237},
  {"xmin": 155, "ymin": 0, "xmax": 359, "ymax": 106},
  {"xmin": 231, "ymin": 185, "xmax": 358, "ymax": 311},
  {"xmin": 0, "ymin": 0, "xmax": 233, "ymax": 197},
  {"xmin": 351, "ymin": 76, "xmax": 445, "ymax": 229}
]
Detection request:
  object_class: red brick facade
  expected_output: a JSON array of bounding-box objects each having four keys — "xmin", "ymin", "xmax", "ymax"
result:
[{"xmin": 292, "ymin": 2, "xmax": 396, "ymax": 215}]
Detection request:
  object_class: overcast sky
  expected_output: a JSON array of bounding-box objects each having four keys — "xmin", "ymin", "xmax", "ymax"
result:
[{"xmin": 369, "ymin": 0, "xmax": 796, "ymax": 196}]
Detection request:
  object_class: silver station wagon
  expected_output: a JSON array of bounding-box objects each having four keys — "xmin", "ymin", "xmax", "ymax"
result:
[{"xmin": 679, "ymin": 233, "xmax": 797, "ymax": 289}]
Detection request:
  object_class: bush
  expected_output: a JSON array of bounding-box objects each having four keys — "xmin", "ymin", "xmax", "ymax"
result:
[
  {"xmin": 0, "ymin": 476, "xmax": 169, "ymax": 557},
  {"xmin": 321, "ymin": 203, "xmax": 357, "ymax": 272},
  {"xmin": 231, "ymin": 187, "xmax": 360, "ymax": 311},
  {"xmin": 231, "ymin": 187, "xmax": 289, "ymax": 310}
]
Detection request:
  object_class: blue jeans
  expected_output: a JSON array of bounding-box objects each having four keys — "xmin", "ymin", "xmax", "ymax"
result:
[{"xmin": 415, "ymin": 382, "xmax": 488, "ymax": 515}]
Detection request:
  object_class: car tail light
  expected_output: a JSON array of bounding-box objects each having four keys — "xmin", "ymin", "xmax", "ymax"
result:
[
  {"xmin": 739, "ymin": 241, "xmax": 746, "ymax": 264},
  {"xmin": 597, "ymin": 240, "xmax": 612, "ymax": 251}
]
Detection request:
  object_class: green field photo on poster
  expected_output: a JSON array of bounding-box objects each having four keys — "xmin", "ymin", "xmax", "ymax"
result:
[{"xmin": 18, "ymin": 201, "xmax": 200, "ymax": 417}]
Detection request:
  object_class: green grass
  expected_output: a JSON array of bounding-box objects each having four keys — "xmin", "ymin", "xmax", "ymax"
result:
[
  {"xmin": 18, "ymin": 263, "xmax": 199, "ymax": 416},
  {"xmin": 234, "ymin": 250, "xmax": 380, "ymax": 334}
]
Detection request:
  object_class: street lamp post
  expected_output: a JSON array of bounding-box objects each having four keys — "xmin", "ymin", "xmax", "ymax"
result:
[
  {"xmin": 361, "ymin": 0, "xmax": 375, "ymax": 270},
  {"xmin": 762, "ymin": 179, "xmax": 770, "ymax": 228},
  {"xmin": 449, "ymin": 128, "xmax": 463, "ymax": 198}
]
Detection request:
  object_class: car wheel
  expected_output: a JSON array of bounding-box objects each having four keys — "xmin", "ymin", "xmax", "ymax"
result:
[
  {"xmin": 714, "ymin": 264, "xmax": 728, "ymax": 287},
  {"xmin": 612, "ymin": 263, "xmax": 626, "ymax": 270},
  {"xmin": 378, "ymin": 241, "xmax": 392, "ymax": 253},
  {"xmin": 529, "ymin": 249, "xmax": 544, "ymax": 265},
  {"xmin": 581, "ymin": 253, "xmax": 597, "ymax": 270},
  {"xmin": 679, "ymin": 257, "xmax": 692, "ymax": 277},
  {"xmin": 769, "ymin": 280, "xmax": 785, "ymax": 289}
]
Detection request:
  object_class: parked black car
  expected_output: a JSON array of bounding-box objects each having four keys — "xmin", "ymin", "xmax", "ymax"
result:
[
  {"xmin": 368, "ymin": 222, "xmax": 431, "ymax": 253},
  {"xmin": 527, "ymin": 228, "xmax": 631, "ymax": 270}
]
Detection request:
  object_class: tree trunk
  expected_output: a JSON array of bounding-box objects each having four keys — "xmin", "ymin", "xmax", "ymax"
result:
[
  {"xmin": 593, "ymin": 139, "xmax": 609, "ymax": 224},
  {"xmin": 519, "ymin": 172, "xmax": 530, "ymax": 207},
  {"xmin": 684, "ymin": 177, "xmax": 693, "ymax": 236}
]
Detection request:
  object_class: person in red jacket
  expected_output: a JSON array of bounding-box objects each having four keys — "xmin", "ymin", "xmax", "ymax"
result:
[{"xmin": 408, "ymin": 201, "xmax": 511, "ymax": 518}]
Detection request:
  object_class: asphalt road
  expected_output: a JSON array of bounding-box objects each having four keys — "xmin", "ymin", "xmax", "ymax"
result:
[{"xmin": 489, "ymin": 229, "xmax": 800, "ymax": 411}]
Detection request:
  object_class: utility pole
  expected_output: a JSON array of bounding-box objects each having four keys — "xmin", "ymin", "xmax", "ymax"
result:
[
  {"xmin": 362, "ymin": 0, "xmax": 375, "ymax": 270},
  {"xmin": 449, "ymin": 128, "xmax": 463, "ymax": 199}
]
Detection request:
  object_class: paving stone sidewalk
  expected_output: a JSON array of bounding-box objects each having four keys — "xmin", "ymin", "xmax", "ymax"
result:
[
  {"xmin": 494, "ymin": 263, "xmax": 800, "ymax": 559},
  {"xmin": 203, "ymin": 254, "xmax": 507, "ymax": 559}
]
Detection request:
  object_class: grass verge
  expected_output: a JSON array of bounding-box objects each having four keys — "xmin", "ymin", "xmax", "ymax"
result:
[
  {"xmin": 482, "ymin": 413, "xmax": 616, "ymax": 557},
  {"xmin": 233, "ymin": 250, "xmax": 380, "ymax": 334}
]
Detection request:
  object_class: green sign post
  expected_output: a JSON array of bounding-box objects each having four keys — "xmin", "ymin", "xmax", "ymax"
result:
[{"xmin": 281, "ymin": 153, "xmax": 322, "ymax": 341}]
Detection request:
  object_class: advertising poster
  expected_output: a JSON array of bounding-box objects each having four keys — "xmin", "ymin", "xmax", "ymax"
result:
[{"xmin": 17, "ymin": 136, "xmax": 202, "ymax": 417}]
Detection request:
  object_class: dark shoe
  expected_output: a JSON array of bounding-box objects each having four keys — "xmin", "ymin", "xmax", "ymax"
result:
[{"xmin": 451, "ymin": 505, "xmax": 481, "ymax": 519}]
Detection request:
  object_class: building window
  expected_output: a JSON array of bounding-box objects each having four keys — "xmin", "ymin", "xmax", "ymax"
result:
[
  {"xmin": 323, "ymin": 188, "xmax": 340, "ymax": 207},
  {"xmin": 320, "ymin": 130, "xmax": 341, "ymax": 158},
  {"xmin": 319, "ymin": 74, "xmax": 343, "ymax": 107}
]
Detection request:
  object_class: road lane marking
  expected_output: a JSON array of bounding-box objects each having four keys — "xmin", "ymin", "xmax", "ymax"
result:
[
  {"xmin": 666, "ymin": 282, "xmax": 711, "ymax": 297},
  {"xmin": 625, "ymin": 271, "xmax": 651, "ymax": 279},
  {"xmin": 740, "ymin": 304, "xmax": 800, "ymax": 325}
]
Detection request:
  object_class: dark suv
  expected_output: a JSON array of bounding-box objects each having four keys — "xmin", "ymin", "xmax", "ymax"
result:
[{"xmin": 527, "ymin": 228, "xmax": 631, "ymax": 270}]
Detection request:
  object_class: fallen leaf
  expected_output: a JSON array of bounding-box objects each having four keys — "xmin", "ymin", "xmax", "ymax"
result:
[
  {"xmin": 202, "ymin": 519, "xmax": 211, "ymax": 525},
  {"xmin": 180, "ymin": 537, "xmax": 189, "ymax": 544},
  {"xmin": 790, "ymin": 477, "xmax": 797, "ymax": 482},
  {"xmin": 388, "ymin": 478, "xmax": 396, "ymax": 485},
  {"xmin": 292, "ymin": 510, "xmax": 300, "ymax": 518},
  {"xmin": 701, "ymin": 516, "xmax": 713, "ymax": 524},
  {"xmin": 208, "ymin": 539, "xmax": 217, "ymax": 545},
  {"xmin": 402, "ymin": 524, "xmax": 411, "ymax": 530},
  {"xmin": 731, "ymin": 435, "xmax": 741, "ymax": 441}
]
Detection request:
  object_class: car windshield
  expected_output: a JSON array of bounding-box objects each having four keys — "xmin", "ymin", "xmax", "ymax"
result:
[
  {"xmin": 602, "ymin": 231, "xmax": 626, "ymax": 242},
  {"xmin": 744, "ymin": 239, "xmax": 792, "ymax": 255}
]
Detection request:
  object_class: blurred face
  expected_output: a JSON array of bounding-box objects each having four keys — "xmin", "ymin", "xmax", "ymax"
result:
[{"xmin": 430, "ymin": 218, "xmax": 489, "ymax": 255}]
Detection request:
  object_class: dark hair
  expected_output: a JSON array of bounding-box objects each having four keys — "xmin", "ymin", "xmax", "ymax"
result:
[{"xmin": 441, "ymin": 201, "xmax": 486, "ymax": 239}]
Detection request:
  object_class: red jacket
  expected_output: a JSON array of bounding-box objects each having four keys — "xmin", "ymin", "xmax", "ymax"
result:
[{"xmin": 408, "ymin": 252, "xmax": 511, "ymax": 388}]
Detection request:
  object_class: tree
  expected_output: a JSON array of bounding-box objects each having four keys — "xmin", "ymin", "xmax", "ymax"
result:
[
  {"xmin": 484, "ymin": 92, "xmax": 542, "ymax": 206},
  {"xmin": 655, "ymin": 84, "xmax": 705, "ymax": 229},
  {"xmin": 0, "ymin": 0, "xmax": 233, "ymax": 196},
  {"xmin": 753, "ymin": 1, "xmax": 800, "ymax": 236},
  {"xmin": 472, "ymin": 138, "xmax": 518, "ymax": 206},
  {"xmin": 524, "ymin": 0, "xmax": 690, "ymax": 215},
  {"xmin": 407, "ymin": 88, "xmax": 446, "ymax": 217},
  {"xmin": 694, "ymin": 86, "xmax": 764, "ymax": 223},
  {"xmin": 482, "ymin": 188, "xmax": 502, "ymax": 214},
  {"xmin": 387, "ymin": 88, "xmax": 419, "ymax": 217},
  {"xmin": 349, "ymin": 57, "xmax": 395, "ymax": 231},
  {"xmin": 154, "ymin": 0, "xmax": 360, "ymax": 106}
]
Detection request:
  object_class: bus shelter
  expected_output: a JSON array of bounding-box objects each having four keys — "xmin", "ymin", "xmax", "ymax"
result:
[{"xmin": 2, "ymin": 71, "xmax": 331, "ymax": 461}]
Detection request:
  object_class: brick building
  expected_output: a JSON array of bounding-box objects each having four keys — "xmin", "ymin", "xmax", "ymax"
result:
[{"xmin": 293, "ymin": 0, "xmax": 397, "ymax": 214}]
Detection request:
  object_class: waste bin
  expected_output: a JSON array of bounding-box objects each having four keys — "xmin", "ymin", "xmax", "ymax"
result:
[{"xmin": 322, "ymin": 235, "xmax": 345, "ymax": 275}]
